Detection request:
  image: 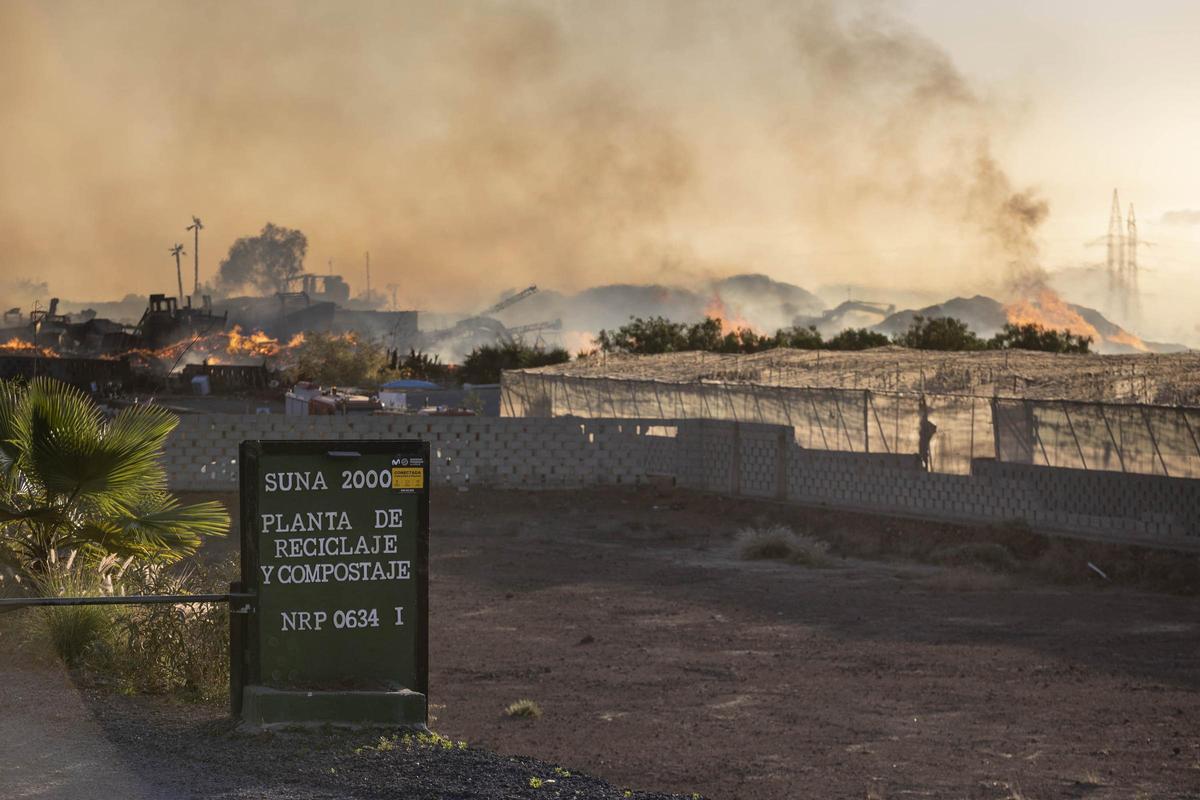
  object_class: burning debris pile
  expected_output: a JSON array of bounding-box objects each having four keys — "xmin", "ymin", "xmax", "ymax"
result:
[
  {"xmin": 0, "ymin": 338, "xmax": 59, "ymax": 358},
  {"xmin": 1003, "ymin": 288, "xmax": 1148, "ymax": 352}
]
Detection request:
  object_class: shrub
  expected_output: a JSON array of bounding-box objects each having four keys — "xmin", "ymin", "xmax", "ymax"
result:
[
  {"xmin": 988, "ymin": 322, "xmax": 1091, "ymax": 353},
  {"xmin": 825, "ymin": 328, "xmax": 890, "ymax": 351},
  {"xmin": 596, "ymin": 316, "xmax": 694, "ymax": 354},
  {"xmin": 85, "ymin": 560, "xmax": 233, "ymax": 702},
  {"xmin": 735, "ymin": 525, "xmax": 831, "ymax": 567},
  {"xmin": 505, "ymin": 699, "xmax": 543, "ymax": 719},
  {"xmin": 774, "ymin": 325, "xmax": 824, "ymax": 350},
  {"xmin": 894, "ymin": 315, "xmax": 984, "ymax": 351},
  {"xmin": 285, "ymin": 331, "xmax": 388, "ymax": 387},
  {"xmin": 460, "ymin": 343, "xmax": 569, "ymax": 384},
  {"xmin": 23, "ymin": 556, "xmax": 120, "ymax": 665}
]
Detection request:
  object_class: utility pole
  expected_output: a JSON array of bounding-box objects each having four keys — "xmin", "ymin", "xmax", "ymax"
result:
[
  {"xmin": 365, "ymin": 251, "xmax": 371, "ymax": 304},
  {"xmin": 170, "ymin": 244, "xmax": 186, "ymax": 303},
  {"xmin": 186, "ymin": 216, "xmax": 204, "ymax": 295}
]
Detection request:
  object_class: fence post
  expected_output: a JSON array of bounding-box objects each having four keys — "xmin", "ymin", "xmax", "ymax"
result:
[
  {"xmin": 1059, "ymin": 401, "xmax": 1089, "ymax": 470},
  {"xmin": 990, "ymin": 396, "xmax": 1001, "ymax": 462},
  {"xmin": 1097, "ymin": 403, "xmax": 1127, "ymax": 473},
  {"xmin": 1140, "ymin": 405, "xmax": 1170, "ymax": 477}
]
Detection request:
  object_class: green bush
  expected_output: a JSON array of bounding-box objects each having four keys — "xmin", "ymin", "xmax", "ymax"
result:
[
  {"xmin": 775, "ymin": 325, "xmax": 824, "ymax": 350},
  {"xmin": 893, "ymin": 315, "xmax": 985, "ymax": 351},
  {"xmin": 825, "ymin": 327, "xmax": 890, "ymax": 351},
  {"xmin": 285, "ymin": 331, "xmax": 389, "ymax": 387},
  {"xmin": 988, "ymin": 322, "xmax": 1091, "ymax": 353},
  {"xmin": 460, "ymin": 343, "xmax": 569, "ymax": 384},
  {"xmin": 596, "ymin": 316, "xmax": 691, "ymax": 354}
]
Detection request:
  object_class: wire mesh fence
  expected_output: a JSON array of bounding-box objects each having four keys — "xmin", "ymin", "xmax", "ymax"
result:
[
  {"xmin": 502, "ymin": 370, "xmax": 1200, "ymax": 478},
  {"xmin": 993, "ymin": 398, "xmax": 1200, "ymax": 478}
]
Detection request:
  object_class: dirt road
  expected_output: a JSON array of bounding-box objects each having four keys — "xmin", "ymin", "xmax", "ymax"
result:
[{"xmin": 0, "ymin": 619, "xmax": 153, "ymax": 800}]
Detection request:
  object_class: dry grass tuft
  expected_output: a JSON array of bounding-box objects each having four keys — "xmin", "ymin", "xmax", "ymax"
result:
[
  {"xmin": 504, "ymin": 699, "xmax": 543, "ymax": 719},
  {"xmin": 736, "ymin": 525, "xmax": 831, "ymax": 567}
]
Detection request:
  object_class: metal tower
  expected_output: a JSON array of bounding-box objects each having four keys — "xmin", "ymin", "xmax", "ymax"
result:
[{"xmin": 1106, "ymin": 188, "xmax": 1124, "ymax": 293}]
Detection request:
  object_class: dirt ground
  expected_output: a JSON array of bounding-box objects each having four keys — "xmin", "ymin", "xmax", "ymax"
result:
[
  {"xmin": 186, "ymin": 486, "xmax": 1200, "ymax": 799},
  {"xmin": 9, "ymin": 486, "xmax": 1198, "ymax": 798}
]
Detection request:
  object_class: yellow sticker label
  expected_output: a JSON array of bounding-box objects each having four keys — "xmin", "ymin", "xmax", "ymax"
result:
[{"xmin": 391, "ymin": 467, "xmax": 424, "ymax": 489}]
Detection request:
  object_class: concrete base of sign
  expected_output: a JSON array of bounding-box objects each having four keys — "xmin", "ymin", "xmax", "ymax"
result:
[{"xmin": 241, "ymin": 686, "xmax": 427, "ymax": 730}]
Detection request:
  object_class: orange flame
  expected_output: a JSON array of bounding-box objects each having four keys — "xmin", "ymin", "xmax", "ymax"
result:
[
  {"xmin": 1004, "ymin": 287, "xmax": 1148, "ymax": 352},
  {"xmin": 0, "ymin": 338, "xmax": 59, "ymax": 358},
  {"xmin": 226, "ymin": 325, "xmax": 284, "ymax": 357},
  {"xmin": 704, "ymin": 294, "xmax": 758, "ymax": 336}
]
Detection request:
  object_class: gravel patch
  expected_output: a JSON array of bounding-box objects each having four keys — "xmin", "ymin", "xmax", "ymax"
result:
[{"xmin": 81, "ymin": 687, "xmax": 696, "ymax": 800}]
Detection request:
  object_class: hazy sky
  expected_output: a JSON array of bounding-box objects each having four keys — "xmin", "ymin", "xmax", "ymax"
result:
[
  {"xmin": 907, "ymin": 0, "xmax": 1200, "ymax": 231},
  {"xmin": 2, "ymin": 0, "xmax": 1199, "ymax": 339}
]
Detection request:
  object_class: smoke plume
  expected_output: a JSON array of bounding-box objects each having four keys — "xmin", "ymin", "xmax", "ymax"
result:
[{"xmin": 0, "ymin": 0, "xmax": 1046, "ymax": 314}]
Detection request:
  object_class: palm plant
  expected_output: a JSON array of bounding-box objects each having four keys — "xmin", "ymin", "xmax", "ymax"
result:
[{"xmin": 0, "ymin": 378, "xmax": 228, "ymax": 582}]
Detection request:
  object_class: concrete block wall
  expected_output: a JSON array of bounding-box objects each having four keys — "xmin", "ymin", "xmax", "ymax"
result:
[
  {"xmin": 658, "ymin": 421, "xmax": 1199, "ymax": 548},
  {"xmin": 165, "ymin": 414, "xmax": 678, "ymax": 492},
  {"xmin": 971, "ymin": 460, "xmax": 1200, "ymax": 541},
  {"xmin": 163, "ymin": 413, "xmax": 1200, "ymax": 549}
]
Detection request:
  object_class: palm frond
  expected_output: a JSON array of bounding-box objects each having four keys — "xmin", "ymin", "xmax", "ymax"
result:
[
  {"xmin": 27, "ymin": 386, "xmax": 176, "ymax": 503},
  {"xmin": 82, "ymin": 494, "xmax": 229, "ymax": 562},
  {"xmin": 0, "ymin": 380, "xmax": 27, "ymax": 474},
  {"xmin": 0, "ymin": 501, "xmax": 66, "ymax": 526},
  {"xmin": 25, "ymin": 379, "xmax": 106, "ymax": 497}
]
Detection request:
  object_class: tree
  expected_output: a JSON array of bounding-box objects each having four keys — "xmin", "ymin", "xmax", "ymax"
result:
[
  {"xmin": 718, "ymin": 327, "xmax": 775, "ymax": 354},
  {"xmin": 597, "ymin": 316, "xmax": 691, "ymax": 354},
  {"xmin": 598, "ymin": 316, "xmax": 779, "ymax": 355},
  {"xmin": 0, "ymin": 378, "xmax": 228, "ymax": 580},
  {"xmin": 286, "ymin": 332, "xmax": 388, "ymax": 387},
  {"xmin": 894, "ymin": 315, "xmax": 984, "ymax": 351},
  {"xmin": 393, "ymin": 350, "xmax": 451, "ymax": 384},
  {"xmin": 988, "ymin": 322, "xmax": 1091, "ymax": 354},
  {"xmin": 775, "ymin": 325, "xmax": 824, "ymax": 350},
  {"xmin": 825, "ymin": 328, "xmax": 890, "ymax": 351},
  {"xmin": 215, "ymin": 223, "xmax": 308, "ymax": 296},
  {"xmin": 460, "ymin": 343, "xmax": 570, "ymax": 384}
]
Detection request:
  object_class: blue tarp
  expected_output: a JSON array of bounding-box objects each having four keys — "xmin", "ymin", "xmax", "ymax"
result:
[{"xmin": 380, "ymin": 379, "xmax": 442, "ymax": 391}]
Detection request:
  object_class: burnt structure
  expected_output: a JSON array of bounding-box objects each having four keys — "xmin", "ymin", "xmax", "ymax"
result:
[
  {"xmin": 0, "ymin": 354, "xmax": 133, "ymax": 389},
  {"xmin": 181, "ymin": 362, "xmax": 271, "ymax": 392},
  {"xmin": 0, "ymin": 294, "xmax": 226, "ymax": 356},
  {"xmin": 134, "ymin": 294, "xmax": 227, "ymax": 349}
]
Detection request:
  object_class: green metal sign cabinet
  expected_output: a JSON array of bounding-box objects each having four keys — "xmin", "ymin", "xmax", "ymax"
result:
[{"xmin": 234, "ymin": 439, "xmax": 430, "ymax": 728}]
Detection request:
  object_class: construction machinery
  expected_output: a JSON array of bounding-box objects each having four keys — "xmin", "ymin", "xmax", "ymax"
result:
[{"xmin": 420, "ymin": 286, "xmax": 562, "ymax": 355}]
